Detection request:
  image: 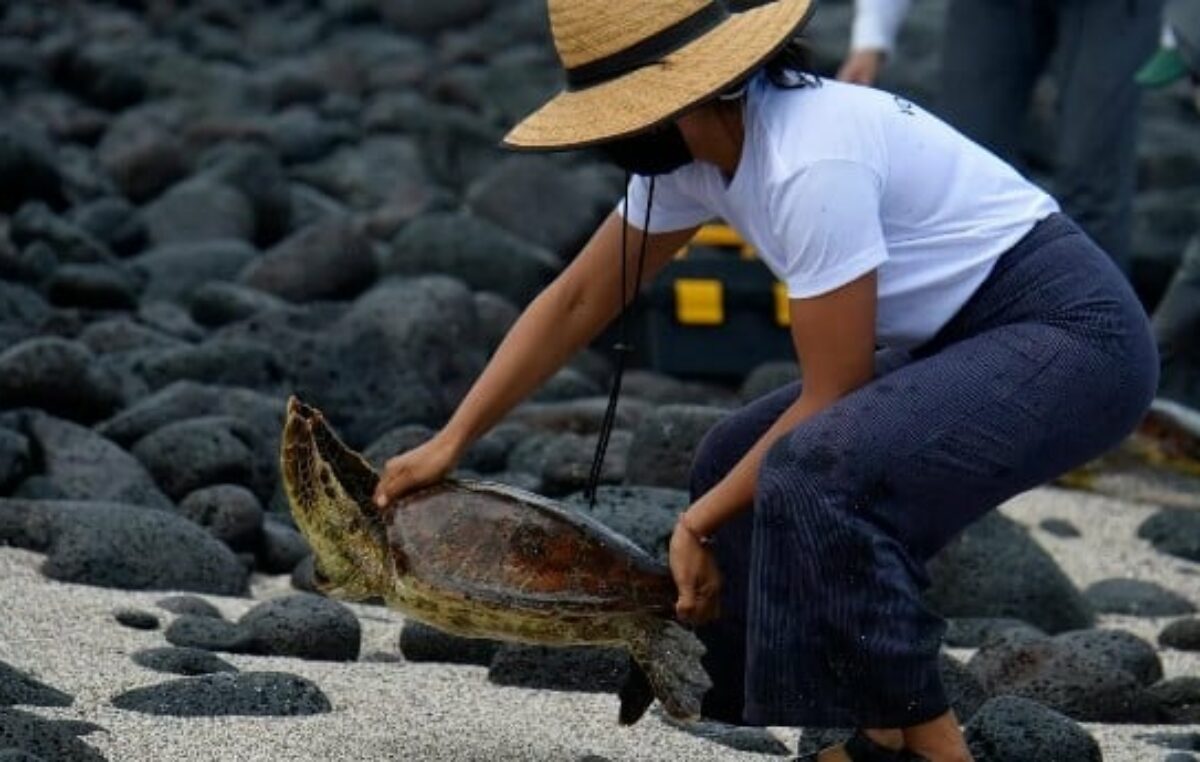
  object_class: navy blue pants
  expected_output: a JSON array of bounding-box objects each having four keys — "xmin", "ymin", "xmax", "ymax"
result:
[{"xmin": 690, "ymin": 214, "xmax": 1158, "ymax": 729}]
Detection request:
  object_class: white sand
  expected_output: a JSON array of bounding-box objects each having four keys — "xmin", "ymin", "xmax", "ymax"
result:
[{"xmin": 1, "ymin": 485, "xmax": 1197, "ymax": 761}]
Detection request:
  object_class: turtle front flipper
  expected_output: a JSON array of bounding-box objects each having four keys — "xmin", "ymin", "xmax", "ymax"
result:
[{"xmin": 623, "ymin": 619, "xmax": 712, "ymax": 725}]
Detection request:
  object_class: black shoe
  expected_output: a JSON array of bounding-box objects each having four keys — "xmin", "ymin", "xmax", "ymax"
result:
[{"xmin": 794, "ymin": 729, "xmax": 930, "ymax": 761}]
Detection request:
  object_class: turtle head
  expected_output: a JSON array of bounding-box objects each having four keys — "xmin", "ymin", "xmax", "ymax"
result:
[{"xmin": 281, "ymin": 396, "xmax": 394, "ymax": 601}]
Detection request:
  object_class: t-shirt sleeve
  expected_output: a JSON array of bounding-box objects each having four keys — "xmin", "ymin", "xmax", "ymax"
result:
[
  {"xmin": 768, "ymin": 159, "xmax": 889, "ymax": 299},
  {"xmin": 615, "ymin": 172, "xmax": 714, "ymax": 233}
]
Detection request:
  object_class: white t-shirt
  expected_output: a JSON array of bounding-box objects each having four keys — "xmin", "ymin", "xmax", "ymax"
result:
[{"xmin": 616, "ymin": 73, "xmax": 1059, "ymax": 349}]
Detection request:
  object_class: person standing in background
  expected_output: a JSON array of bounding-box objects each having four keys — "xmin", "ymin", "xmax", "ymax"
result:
[
  {"xmin": 839, "ymin": 0, "xmax": 1165, "ymax": 275},
  {"xmin": 1137, "ymin": 0, "xmax": 1200, "ymax": 399}
]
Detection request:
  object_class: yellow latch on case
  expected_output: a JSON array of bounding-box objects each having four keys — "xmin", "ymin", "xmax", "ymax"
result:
[
  {"xmin": 674, "ymin": 279, "xmax": 724, "ymax": 325},
  {"xmin": 773, "ymin": 282, "xmax": 791, "ymax": 327}
]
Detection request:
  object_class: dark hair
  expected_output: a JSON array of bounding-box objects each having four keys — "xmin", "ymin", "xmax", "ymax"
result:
[
  {"xmin": 716, "ymin": 37, "xmax": 819, "ymax": 100},
  {"xmin": 764, "ymin": 38, "xmax": 820, "ymax": 88}
]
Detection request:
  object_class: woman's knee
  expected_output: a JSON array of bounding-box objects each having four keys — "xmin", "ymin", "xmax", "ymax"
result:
[{"xmin": 689, "ymin": 417, "xmax": 748, "ymax": 499}]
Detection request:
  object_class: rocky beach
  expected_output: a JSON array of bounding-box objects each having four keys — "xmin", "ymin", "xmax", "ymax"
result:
[{"xmin": 2, "ymin": 0, "xmax": 1200, "ymax": 760}]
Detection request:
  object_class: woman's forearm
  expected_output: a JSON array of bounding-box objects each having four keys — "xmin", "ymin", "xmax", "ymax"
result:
[{"xmin": 681, "ymin": 390, "xmax": 840, "ymax": 538}]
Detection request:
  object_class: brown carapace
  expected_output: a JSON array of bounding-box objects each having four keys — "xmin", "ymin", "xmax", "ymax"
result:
[{"xmin": 280, "ymin": 396, "xmax": 712, "ymax": 725}]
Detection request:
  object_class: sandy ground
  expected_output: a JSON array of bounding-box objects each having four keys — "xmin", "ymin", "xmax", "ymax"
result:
[{"xmin": 1, "ymin": 485, "xmax": 1197, "ymax": 761}]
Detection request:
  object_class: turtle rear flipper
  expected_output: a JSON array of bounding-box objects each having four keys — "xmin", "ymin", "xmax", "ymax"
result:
[{"xmin": 625, "ymin": 619, "xmax": 712, "ymax": 725}]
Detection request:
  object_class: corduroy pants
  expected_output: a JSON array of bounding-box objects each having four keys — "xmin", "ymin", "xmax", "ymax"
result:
[{"xmin": 690, "ymin": 213, "xmax": 1159, "ymax": 729}]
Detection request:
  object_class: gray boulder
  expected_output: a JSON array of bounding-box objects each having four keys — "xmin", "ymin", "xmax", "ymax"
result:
[
  {"xmin": 0, "ymin": 708, "xmax": 106, "ymax": 762},
  {"xmin": 178, "ymin": 485, "xmax": 264, "ymax": 551},
  {"xmin": 130, "ymin": 240, "xmax": 258, "ymax": 304},
  {"xmin": 20, "ymin": 413, "xmax": 171, "ymax": 510},
  {"xmin": 398, "ymin": 621, "xmax": 500, "ymax": 666},
  {"xmin": 965, "ymin": 696, "xmax": 1101, "ymax": 762},
  {"xmin": 238, "ymin": 217, "xmax": 376, "ymax": 302},
  {"xmin": 257, "ymin": 515, "xmax": 311, "ymax": 574},
  {"xmin": 238, "ymin": 594, "xmax": 361, "ymax": 662},
  {"xmin": 96, "ymin": 105, "xmax": 188, "ymax": 202},
  {"xmin": 624, "ymin": 404, "xmax": 730, "ymax": 489},
  {"xmin": 134, "ymin": 339, "xmax": 284, "ymax": 393},
  {"xmin": 1139, "ymin": 509, "xmax": 1200, "ymax": 563},
  {"xmin": 384, "ymin": 212, "xmax": 559, "ymax": 307},
  {"xmin": 0, "ymin": 428, "xmax": 31, "ymax": 493},
  {"xmin": 110, "ymin": 672, "xmax": 330, "ymax": 717},
  {"xmin": 564, "ymin": 485, "xmax": 687, "ymax": 564},
  {"xmin": 155, "ymin": 596, "xmax": 223, "ymax": 620},
  {"xmin": 540, "ymin": 431, "xmax": 631, "ymax": 498},
  {"xmin": 379, "ymin": 0, "xmax": 493, "ymax": 35},
  {"xmin": 925, "ymin": 513, "xmax": 1094, "ymax": 634},
  {"xmin": 967, "ymin": 629, "xmax": 1161, "ymax": 722},
  {"xmin": 290, "ymin": 135, "xmax": 427, "ymax": 210},
  {"xmin": 131, "ymin": 647, "xmax": 237, "ymax": 677},
  {"xmin": 131, "ymin": 416, "xmax": 256, "ymax": 500},
  {"xmin": 466, "ymin": 155, "xmax": 608, "ymax": 257},
  {"xmin": 1084, "ymin": 578, "xmax": 1197, "ymax": 617},
  {"xmin": 164, "ymin": 616, "xmax": 256, "ymax": 654},
  {"xmin": 0, "ymin": 499, "xmax": 248, "ymax": 595},
  {"xmin": 1055, "ymin": 628, "xmax": 1163, "ymax": 687},
  {"xmin": 188, "ymin": 281, "xmax": 287, "ymax": 328},
  {"xmin": 10, "ymin": 202, "xmax": 112, "ymax": 264},
  {"xmin": 140, "ymin": 177, "xmax": 255, "ymax": 247},
  {"xmin": 0, "ymin": 338, "xmax": 124, "ymax": 423},
  {"xmin": 196, "ymin": 143, "xmax": 293, "ymax": 247},
  {"xmin": 45, "ymin": 263, "xmax": 139, "ymax": 310},
  {"xmin": 0, "ymin": 659, "xmax": 73, "ymax": 707},
  {"xmin": 487, "ymin": 644, "xmax": 630, "ymax": 693},
  {"xmin": 0, "ymin": 122, "xmax": 65, "ymax": 212},
  {"xmin": 1160, "ymin": 618, "xmax": 1200, "ymax": 651}
]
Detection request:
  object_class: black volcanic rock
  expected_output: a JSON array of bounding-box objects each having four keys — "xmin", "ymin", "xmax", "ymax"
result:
[
  {"xmin": 131, "ymin": 417, "xmax": 256, "ymax": 500},
  {"xmin": 20, "ymin": 413, "xmax": 171, "ymax": 510},
  {"xmin": 0, "ymin": 499, "xmax": 248, "ymax": 595},
  {"xmin": 131, "ymin": 647, "xmax": 238, "ymax": 677},
  {"xmin": 238, "ymin": 217, "xmax": 375, "ymax": 303},
  {"xmin": 0, "ymin": 708, "xmax": 106, "ymax": 762},
  {"xmin": 110, "ymin": 672, "xmax": 330, "ymax": 717},
  {"xmin": 0, "ymin": 338, "xmax": 124, "ymax": 423},
  {"xmin": 238, "ymin": 594, "xmax": 361, "ymax": 662},
  {"xmin": 1085, "ymin": 578, "xmax": 1196, "ymax": 617},
  {"xmin": 964, "ymin": 696, "xmax": 1101, "ymax": 762},
  {"xmin": 178, "ymin": 485, "xmax": 264, "ymax": 551},
  {"xmin": 967, "ymin": 629, "xmax": 1161, "ymax": 722},
  {"xmin": 925, "ymin": 513, "xmax": 1094, "ymax": 634},
  {"xmin": 0, "ymin": 660, "xmax": 73, "ymax": 708}
]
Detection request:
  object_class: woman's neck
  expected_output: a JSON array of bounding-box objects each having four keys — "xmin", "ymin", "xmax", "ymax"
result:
[{"xmin": 679, "ymin": 98, "xmax": 745, "ymax": 181}]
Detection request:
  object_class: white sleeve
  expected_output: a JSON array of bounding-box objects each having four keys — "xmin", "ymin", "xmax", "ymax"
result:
[
  {"xmin": 615, "ymin": 172, "xmax": 714, "ymax": 233},
  {"xmin": 851, "ymin": 0, "xmax": 912, "ymax": 53},
  {"xmin": 768, "ymin": 160, "xmax": 889, "ymax": 299}
]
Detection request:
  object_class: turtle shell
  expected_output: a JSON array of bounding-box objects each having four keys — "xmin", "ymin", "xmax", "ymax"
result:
[{"xmin": 386, "ymin": 479, "xmax": 677, "ymax": 615}]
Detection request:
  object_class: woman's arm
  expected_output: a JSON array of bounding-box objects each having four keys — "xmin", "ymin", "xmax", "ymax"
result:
[
  {"xmin": 672, "ymin": 269, "xmax": 878, "ymax": 622},
  {"xmin": 373, "ymin": 211, "xmax": 699, "ymax": 506}
]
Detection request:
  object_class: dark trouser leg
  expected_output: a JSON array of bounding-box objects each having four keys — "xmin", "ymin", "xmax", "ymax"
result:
[
  {"xmin": 691, "ymin": 351, "xmax": 912, "ymax": 724},
  {"xmin": 703, "ymin": 223, "xmax": 1158, "ymax": 729},
  {"xmin": 1053, "ymin": 0, "xmax": 1164, "ymax": 272},
  {"xmin": 939, "ymin": 0, "xmax": 1053, "ymax": 161}
]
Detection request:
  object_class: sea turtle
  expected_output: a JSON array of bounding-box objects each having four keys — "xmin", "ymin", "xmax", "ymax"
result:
[
  {"xmin": 1058, "ymin": 397, "xmax": 1200, "ymax": 508},
  {"xmin": 280, "ymin": 396, "xmax": 712, "ymax": 725}
]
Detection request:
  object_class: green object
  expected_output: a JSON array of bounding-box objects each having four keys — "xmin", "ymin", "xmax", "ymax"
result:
[{"xmin": 1136, "ymin": 47, "xmax": 1190, "ymax": 87}]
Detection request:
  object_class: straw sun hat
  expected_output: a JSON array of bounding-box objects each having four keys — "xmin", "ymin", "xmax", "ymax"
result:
[{"xmin": 503, "ymin": 0, "xmax": 816, "ymax": 151}]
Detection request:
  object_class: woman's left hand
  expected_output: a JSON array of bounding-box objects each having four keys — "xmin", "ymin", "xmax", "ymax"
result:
[{"xmin": 669, "ymin": 518, "xmax": 722, "ymax": 626}]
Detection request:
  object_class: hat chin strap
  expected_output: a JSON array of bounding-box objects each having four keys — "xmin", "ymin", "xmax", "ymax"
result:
[{"xmin": 583, "ymin": 172, "xmax": 656, "ymax": 506}]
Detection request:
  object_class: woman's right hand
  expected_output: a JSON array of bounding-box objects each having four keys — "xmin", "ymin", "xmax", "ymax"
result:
[
  {"xmin": 372, "ymin": 435, "xmax": 461, "ymax": 510},
  {"xmin": 837, "ymin": 49, "xmax": 885, "ymax": 86}
]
